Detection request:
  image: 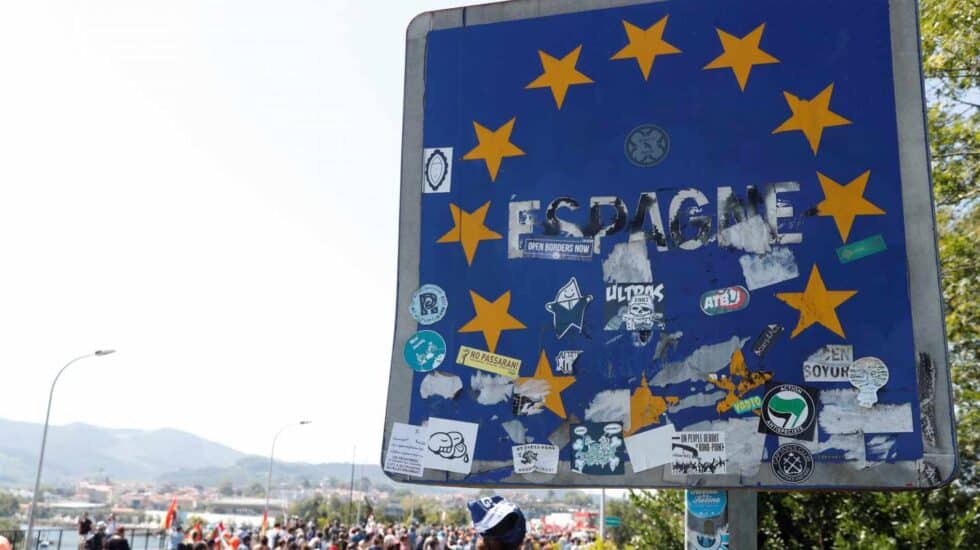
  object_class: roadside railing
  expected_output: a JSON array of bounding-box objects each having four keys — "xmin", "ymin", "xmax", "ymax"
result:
[{"xmin": 0, "ymin": 529, "xmax": 167, "ymax": 550}]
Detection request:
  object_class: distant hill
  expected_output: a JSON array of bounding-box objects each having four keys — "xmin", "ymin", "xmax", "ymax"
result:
[
  {"xmin": 0, "ymin": 418, "xmax": 397, "ymax": 492},
  {"xmin": 0, "ymin": 418, "xmax": 246, "ymax": 487},
  {"xmin": 158, "ymin": 456, "xmax": 392, "ymax": 489}
]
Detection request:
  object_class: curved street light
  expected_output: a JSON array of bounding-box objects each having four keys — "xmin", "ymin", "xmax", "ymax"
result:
[
  {"xmin": 264, "ymin": 421, "xmax": 312, "ymax": 525},
  {"xmin": 26, "ymin": 350, "xmax": 116, "ymax": 550}
]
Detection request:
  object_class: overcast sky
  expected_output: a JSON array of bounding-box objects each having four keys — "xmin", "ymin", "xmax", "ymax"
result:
[{"xmin": 0, "ymin": 0, "xmax": 464, "ymax": 466}]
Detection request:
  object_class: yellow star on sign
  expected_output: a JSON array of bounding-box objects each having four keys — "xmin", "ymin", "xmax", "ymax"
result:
[
  {"xmin": 772, "ymin": 83, "xmax": 852, "ymax": 154},
  {"xmin": 703, "ymin": 23, "xmax": 779, "ymax": 91},
  {"xmin": 436, "ymin": 202, "xmax": 502, "ymax": 265},
  {"xmin": 516, "ymin": 350, "xmax": 576, "ymax": 419},
  {"xmin": 625, "ymin": 374, "xmax": 678, "ymax": 436},
  {"xmin": 610, "ymin": 16, "xmax": 681, "ymax": 80},
  {"xmin": 458, "ymin": 290, "xmax": 526, "ymax": 353},
  {"xmin": 816, "ymin": 170, "xmax": 886, "ymax": 243},
  {"xmin": 776, "ymin": 265, "xmax": 857, "ymax": 339},
  {"xmin": 462, "ymin": 118, "xmax": 526, "ymax": 182},
  {"xmin": 526, "ymin": 45, "xmax": 594, "ymax": 109}
]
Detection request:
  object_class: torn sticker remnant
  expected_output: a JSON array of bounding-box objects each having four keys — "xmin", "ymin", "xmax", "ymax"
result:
[
  {"xmin": 739, "ymin": 247, "xmax": 800, "ymax": 290},
  {"xmin": 555, "ymin": 350, "xmax": 583, "ymax": 375},
  {"xmin": 420, "ymin": 372, "xmax": 462, "ymax": 399},
  {"xmin": 802, "ymin": 344, "xmax": 853, "ymax": 382}
]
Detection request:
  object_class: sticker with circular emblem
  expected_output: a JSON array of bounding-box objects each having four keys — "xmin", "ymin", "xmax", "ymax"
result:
[
  {"xmin": 771, "ymin": 442, "xmax": 815, "ymax": 483},
  {"xmin": 758, "ymin": 382, "xmax": 819, "ymax": 440},
  {"xmin": 409, "ymin": 284, "xmax": 449, "ymax": 325},
  {"xmin": 403, "ymin": 330, "xmax": 447, "ymax": 372}
]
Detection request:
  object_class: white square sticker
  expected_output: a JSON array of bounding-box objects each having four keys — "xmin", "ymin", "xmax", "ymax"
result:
[
  {"xmin": 422, "ymin": 147, "xmax": 453, "ymax": 194},
  {"xmin": 422, "ymin": 417, "xmax": 478, "ymax": 474}
]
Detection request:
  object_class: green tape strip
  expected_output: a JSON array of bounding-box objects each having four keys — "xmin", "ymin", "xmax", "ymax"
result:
[{"xmin": 837, "ymin": 234, "xmax": 887, "ymax": 263}]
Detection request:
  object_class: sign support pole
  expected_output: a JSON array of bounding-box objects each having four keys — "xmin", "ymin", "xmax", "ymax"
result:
[
  {"xmin": 727, "ymin": 491, "xmax": 757, "ymax": 550},
  {"xmin": 599, "ymin": 488, "xmax": 606, "ymax": 542}
]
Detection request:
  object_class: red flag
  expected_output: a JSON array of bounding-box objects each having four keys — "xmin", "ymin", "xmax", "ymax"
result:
[
  {"xmin": 260, "ymin": 511, "xmax": 268, "ymax": 539},
  {"xmin": 163, "ymin": 498, "xmax": 178, "ymax": 530}
]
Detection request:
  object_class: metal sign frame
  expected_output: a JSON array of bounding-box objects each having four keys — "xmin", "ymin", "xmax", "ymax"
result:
[{"xmin": 383, "ymin": 0, "xmax": 957, "ymax": 489}]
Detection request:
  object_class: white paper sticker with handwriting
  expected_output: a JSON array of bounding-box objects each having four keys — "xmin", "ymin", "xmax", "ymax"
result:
[{"xmin": 383, "ymin": 423, "xmax": 426, "ymax": 477}]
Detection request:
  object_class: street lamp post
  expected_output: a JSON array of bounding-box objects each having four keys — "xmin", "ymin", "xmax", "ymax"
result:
[
  {"xmin": 26, "ymin": 350, "xmax": 116, "ymax": 550},
  {"xmin": 265, "ymin": 421, "xmax": 311, "ymax": 526}
]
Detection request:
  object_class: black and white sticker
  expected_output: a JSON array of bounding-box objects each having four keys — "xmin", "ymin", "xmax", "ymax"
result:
[
  {"xmin": 422, "ymin": 147, "xmax": 453, "ymax": 194},
  {"xmin": 771, "ymin": 443, "xmax": 814, "ymax": 483},
  {"xmin": 758, "ymin": 382, "xmax": 819, "ymax": 440}
]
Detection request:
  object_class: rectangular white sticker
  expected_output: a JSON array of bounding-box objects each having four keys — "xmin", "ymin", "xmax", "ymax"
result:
[
  {"xmin": 671, "ymin": 431, "xmax": 727, "ymax": 475},
  {"xmin": 422, "ymin": 147, "xmax": 453, "ymax": 194},
  {"xmin": 624, "ymin": 424, "xmax": 676, "ymax": 473},
  {"xmin": 383, "ymin": 422, "xmax": 426, "ymax": 477},
  {"xmin": 803, "ymin": 344, "xmax": 853, "ymax": 382},
  {"xmin": 422, "ymin": 417, "xmax": 478, "ymax": 474},
  {"xmin": 511, "ymin": 444, "xmax": 560, "ymax": 474}
]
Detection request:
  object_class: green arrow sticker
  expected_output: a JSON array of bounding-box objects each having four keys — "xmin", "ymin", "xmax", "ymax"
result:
[{"xmin": 836, "ymin": 234, "xmax": 886, "ymax": 264}]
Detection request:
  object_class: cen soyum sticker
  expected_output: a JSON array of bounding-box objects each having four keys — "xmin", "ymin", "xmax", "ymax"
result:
[
  {"xmin": 409, "ymin": 284, "xmax": 449, "ymax": 325},
  {"xmin": 403, "ymin": 330, "xmax": 447, "ymax": 372},
  {"xmin": 758, "ymin": 382, "xmax": 819, "ymax": 440},
  {"xmin": 699, "ymin": 285, "xmax": 750, "ymax": 315}
]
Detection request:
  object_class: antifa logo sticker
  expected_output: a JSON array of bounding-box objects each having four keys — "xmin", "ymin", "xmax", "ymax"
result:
[{"xmin": 758, "ymin": 382, "xmax": 819, "ymax": 440}]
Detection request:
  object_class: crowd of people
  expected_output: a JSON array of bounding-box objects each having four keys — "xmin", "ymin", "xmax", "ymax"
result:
[{"xmin": 71, "ymin": 497, "xmax": 597, "ymax": 550}]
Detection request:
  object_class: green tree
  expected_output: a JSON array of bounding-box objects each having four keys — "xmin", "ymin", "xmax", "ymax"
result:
[
  {"xmin": 0, "ymin": 492, "xmax": 19, "ymax": 517},
  {"xmin": 217, "ymin": 481, "xmax": 235, "ymax": 497},
  {"xmin": 622, "ymin": 1, "xmax": 980, "ymax": 547}
]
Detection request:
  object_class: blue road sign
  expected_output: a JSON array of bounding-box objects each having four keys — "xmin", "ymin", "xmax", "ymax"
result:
[{"xmin": 383, "ymin": 0, "xmax": 957, "ymax": 489}]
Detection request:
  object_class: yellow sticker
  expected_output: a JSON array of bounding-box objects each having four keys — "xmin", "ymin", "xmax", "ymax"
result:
[{"xmin": 456, "ymin": 345, "xmax": 522, "ymax": 378}]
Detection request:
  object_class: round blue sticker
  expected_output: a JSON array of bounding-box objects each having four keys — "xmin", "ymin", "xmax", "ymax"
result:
[
  {"xmin": 409, "ymin": 284, "xmax": 449, "ymax": 325},
  {"xmin": 686, "ymin": 490, "xmax": 726, "ymax": 519},
  {"xmin": 403, "ymin": 330, "xmax": 447, "ymax": 372}
]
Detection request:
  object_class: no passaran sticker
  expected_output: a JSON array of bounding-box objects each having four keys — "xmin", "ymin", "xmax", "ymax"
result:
[
  {"xmin": 758, "ymin": 383, "xmax": 819, "ymax": 440},
  {"xmin": 409, "ymin": 284, "xmax": 448, "ymax": 325},
  {"xmin": 456, "ymin": 345, "xmax": 521, "ymax": 378},
  {"xmin": 700, "ymin": 286, "xmax": 750, "ymax": 315},
  {"xmin": 403, "ymin": 331, "xmax": 446, "ymax": 372}
]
